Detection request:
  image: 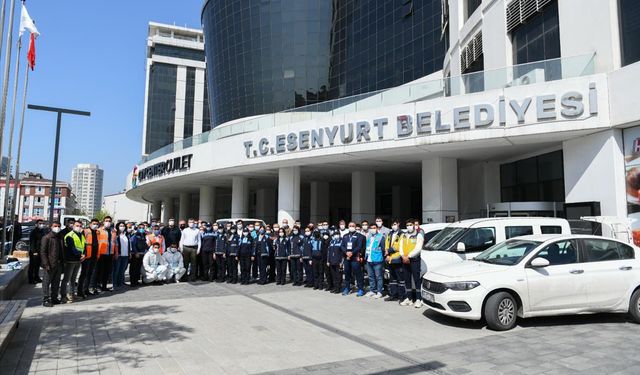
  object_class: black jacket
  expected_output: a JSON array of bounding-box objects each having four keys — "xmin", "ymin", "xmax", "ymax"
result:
[
  {"xmin": 161, "ymin": 226, "xmax": 182, "ymax": 247},
  {"xmin": 29, "ymin": 227, "xmax": 46, "ymax": 255}
]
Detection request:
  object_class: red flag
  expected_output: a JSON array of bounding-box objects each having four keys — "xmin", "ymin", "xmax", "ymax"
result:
[{"xmin": 27, "ymin": 33, "xmax": 36, "ymax": 71}]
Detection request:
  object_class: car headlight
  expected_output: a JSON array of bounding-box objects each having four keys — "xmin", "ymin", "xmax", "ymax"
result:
[{"xmin": 442, "ymin": 281, "xmax": 480, "ymax": 291}]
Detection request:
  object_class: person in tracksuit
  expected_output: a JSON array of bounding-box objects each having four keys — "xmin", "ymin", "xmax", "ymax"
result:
[
  {"xmin": 301, "ymin": 227, "xmax": 315, "ymax": 287},
  {"xmin": 274, "ymin": 228, "xmax": 290, "ymax": 285},
  {"xmin": 214, "ymin": 226, "xmax": 227, "ymax": 282},
  {"xmin": 340, "ymin": 222, "xmax": 366, "ymax": 297},
  {"xmin": 327, "ymin": 231, "xmax": 343, "ymax": 293},
  {"xmin": 254, "ymin": 228, "xmax": 270, "ymax": 284},
  {"xmin": 289, "ymin": 226, "xmax": 304, "ymax": 286},
  {"xmin": 311, "ymin": 229, "xmax": 324, "ymax": 290},
  {"xmin": 199, "ymin": 224, "xmax": 216, "ymax": 282},
  {"xmin": 226, "ymin": 227, "xmax": 240, "ymax": 284},
  {"xmin": 238, "ymin": 229, "xmax": 255, "ymax": 285},
  {"xmin": 385, "ymin": 221, "xmax": 403, "ymax": 302}
]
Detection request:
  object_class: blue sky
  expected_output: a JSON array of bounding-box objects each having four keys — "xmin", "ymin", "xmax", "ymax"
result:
[{"xmin": 7, "ymin": 0, "xmax": 203, "ymax": 195}]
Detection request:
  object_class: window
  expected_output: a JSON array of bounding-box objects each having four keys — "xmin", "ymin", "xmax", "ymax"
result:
[
  {"xmin": 459, "ymin": 227, "xmax": 496, "ymax": 252},
  {"xmin": 619, "ymin": 0, "xmax": 640, "ymax": 66},
  {"xmin": 541, "ymin": 225, "xmax": 562, "ymax": 234},
  {"xmin": 36, "ymin": 186, "xmax": 44, "ymax": 194},
  {"xmin": 582, "ymin": 239, "xmax": 634, "ymax": 262},
  {"xmin": 24, "ymin": 186, "xmax": 30, "ymax": 194},
  {"xmin": 534, "ymin": 240, "xmax": 578, "ymax": 265},
  {"xmin": 466, "ymin": 0, "xmax": 481, "ymax": 20},
  {"xmin": 505, "ymin": 226, "xmax": 533, "ymax": 239},
  {"xmin": 422, "ymin": 230, "xmax": 443, "ymax": 249},
  {"xmin": 500, "ymin": 150, "xmax": 564, "ymax": 202},
  {"xmin": 474, "ymin": 239, "xmax": 542, "ymax": 266}
]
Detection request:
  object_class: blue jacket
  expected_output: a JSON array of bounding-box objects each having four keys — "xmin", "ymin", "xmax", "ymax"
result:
[
  {"xmin": 238, "ymin": 235, "xmax": 254, "ymax": 257},
  {"xmin": 254, "ymin": 235, "xmax": 270, "ymax": 257},
  {"xmin": 226, "ymin": 234, "xmax": 240, "ymax": 256},
  {"xmin": 274, "ymin": 237, "xmax": 290, "ymax": 259},
  {"xmin": 327, "ymin": 239, "xmax": 343, "ymax": 266},
  {"xmin": 200, "ymin": 231, "xmax": 216, "ymax": 252},
  {"xmin": 365, "ymin": 233, "xmax": 386, "ymax": 263},
  {"xmin": 131, "ymin": 232, "xmax": 148, "ymax": 255},
  {"xmin": 214, "ymin": 231, "xmax": 227, "ymax": 254},
  {"xmin": 302, "ymin": 235, "xmax": 321, "ymax": 259},
  {"xmin": 289, "ymin": 234, "xmax": 304, "ymax": 257},
  {"xmin": 341, "ymin": 232, "xmax": 366, "ymax": 259}
]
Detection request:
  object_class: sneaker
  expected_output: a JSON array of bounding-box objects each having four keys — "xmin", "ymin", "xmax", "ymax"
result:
[
  {"xmin": 43, "ymin": 300, "xmax": 53, "ymax": 307},
  {"xmin": 414, "ymin": 300, "xmax": 423, "ymax": 308},
  {"xmin": 356, "ymin": 289, "xmax": 365, "ymax": 297},
  {"xmin": 365, "ymin": 291, "xmax": 375, "ymax": 298},
  {"xmin": 400, "ymin": 298, "xmax": 413, "ymax": 306},
  {"xmin": 342, "ymin": 288, "xmax": 350, "ymax": 296},
  {"xmin": 385, "ymin": 296, "xmax": 398, "ymax": 302},
  {"xmin": 374, "ymin": 292, "xmax": 383, "ymax": 299}
]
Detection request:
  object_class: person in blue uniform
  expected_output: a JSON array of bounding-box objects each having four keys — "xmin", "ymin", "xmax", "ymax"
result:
[
  {"xmin": 288, "ymin": 226, "xmax": 304, "ymax": 286},
  {"xmin": 199, "ymin": 223, "xmax": 217, "ymax": 282},
  {"xmin": 254, "ymin": 228, "xmax": 271, "ymax": 285},
  {"xmin": 214, "ymin": 225, "xmax": 227, "ymax": 282},
  {"xmin": 340, "ymin": 221, "xmax": 366, "ymax": 296},
  {"xmin": 226, "ymin": 227, "xmax": 240, "ymax": 284},
  {"xmin": 301, "ymin": 227, "xmax": 315, "ymax": 287},
  {"xmin": 327, "ymin": 230, "xmax": 344, "ymax": 294},
  {"xmin": 238, "ymin": 228, "xmax": 255, "ymax": 285},
  {"xmin": 274, "ymin": 228, "xmax": 290, "ymax": 285}
]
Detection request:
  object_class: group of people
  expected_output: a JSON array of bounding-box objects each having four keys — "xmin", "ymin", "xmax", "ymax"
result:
[{"xmin": 31, "ymin": 215, "xmax": 426, "ymax": 308}]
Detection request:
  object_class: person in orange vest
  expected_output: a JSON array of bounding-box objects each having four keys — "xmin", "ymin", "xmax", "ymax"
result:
[
  {"xmin": 78, "ymin": 218, "xmax": 100, "ymax": 298},
  {"xmin": 146, "ymin": 224, "xmax": 166, "ymax": 254},
  {"xmin": 95, "ymin": 216, "xmax": 118, "ymax": 292}
]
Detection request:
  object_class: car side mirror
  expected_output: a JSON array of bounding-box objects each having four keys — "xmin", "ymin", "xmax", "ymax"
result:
[
  {"xmin": 456, "ymin": 242, "xmax": 466, "ymax": 253},
  {"xmin": 530, "ymin": 257, "xmax": 550, "ymax": 268}
]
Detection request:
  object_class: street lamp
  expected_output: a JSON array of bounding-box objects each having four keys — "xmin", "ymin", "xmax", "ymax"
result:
[{"xmin": 26, "ymin": 105, "xmax": 90, "ymax": 224}]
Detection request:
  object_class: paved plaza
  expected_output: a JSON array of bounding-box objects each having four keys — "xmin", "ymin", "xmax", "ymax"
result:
[{"xmin": 1, "ymin": 281, "xmax": 639, "ymax": 375}]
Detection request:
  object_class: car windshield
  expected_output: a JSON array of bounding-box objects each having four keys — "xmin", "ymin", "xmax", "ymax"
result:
[
  {"xmin": 474, "ymin": 239, "xmax": 542, "ymax": 266},
  {"xmin": 424, "ymin": 227, "xmax": 466, "ymax": 250}
]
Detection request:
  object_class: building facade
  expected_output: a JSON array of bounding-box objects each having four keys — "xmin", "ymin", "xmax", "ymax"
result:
[
  {"xmin": 71, "ymin": 164, "xmax": 104, "ymax": 217},
  {"xmin": 142, "ymin": 22, "xmax": 211, "ymax": 156},
  {"xmin": 128, "ymin": 0, "xmax": 640, "ymax": 244},
  {"xmin": 102, "ymin": 192, "xmax": 150, "ymax": 223},
  {"xmin": 201, "ymin": 0, "xmax": 445, "ymax": 127},
  {"xmin": 0, "ymin": 172, "xmax": 76, "ymax": 222}
]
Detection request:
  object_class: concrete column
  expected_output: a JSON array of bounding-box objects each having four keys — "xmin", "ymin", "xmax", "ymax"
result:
[
  {"xmin": 277, "ymin": 167, "xmax": 300, "ymax": 225},
  {"xmin": 352, "ymin": 171, "xmax": 375, "ymax": 223},
  {"xmin": 422, "ymin": 158, "xmax": 458, "ymax": 223},
  {"xmin": 199, "ymin": 186, "xmax": 216, "ymax": 223},
  {"xmin": 256, "ymin": 188, "xmax": 276, "ymax": 224},
  {"xmin": 392, "ymin": 185, "xmax": 411, "ymax": 221},
  {"xmin": 563, "ymin": 129, "xmax": 626, "ymax": 217},
  {"xmin": 178, "ymin": 192, "xmax": 190, "ymax": 221},
  {"xmin": 231, "ymin": 176, "xmax": 249, "ymax": 218},
  {"xmin": 151, "ymin": 201, "xmax": 162, "ymax": 221},
  {"xmin": 309, "ymin": 181, "xmax": 330, "ymax": 223},
  {"xmin": 162, "ymin": 198, "xmax": 175, "ymax": 224}
]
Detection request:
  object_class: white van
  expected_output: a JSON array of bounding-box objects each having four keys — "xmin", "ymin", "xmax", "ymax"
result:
[{"xmin": 421, "ymin": 217, "xmax": 571, "ymax": 272}]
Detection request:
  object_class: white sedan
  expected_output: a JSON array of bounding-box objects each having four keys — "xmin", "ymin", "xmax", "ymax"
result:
[{"xmin": 421, "ymin": 234, "xmax": 640, "ymax": 330}]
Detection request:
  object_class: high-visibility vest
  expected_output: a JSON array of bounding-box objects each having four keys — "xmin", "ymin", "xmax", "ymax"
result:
[
  {"xmin": 84, "ymin": 229, "xmax": 97, "ymax": 258},
  {"xmin": 398, "ymin": 233, "xmax": 419, "ymax": 257},
  {"xmin": 386, "ymin": 231, "xmax": 402, "ymax": 262},
  {"xmin": 97, "ymin": 228, "xmax": 117, "ymax": 257},
  {"xmin": 146, "ymin": 234, "xmax": 165, "ymax": 254},
  {"xmin": 65, "ymin": 231, "xmax": 86, "ymax": 255}
]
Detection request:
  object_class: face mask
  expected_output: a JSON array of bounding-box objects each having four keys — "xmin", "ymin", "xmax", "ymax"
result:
[
  {"xmin": 154, "ymin": 230, "xmax": 160, "ymax": 236},
  {"xmin": 73, "ymin": 227, "xmax": 83, "ymax": 233},
  {"xmin": 333, "ymin": 235, "xmax": 340, "ymax": 240},
  {"xmin": 231, "ymin": 229, "xmax": 237, "ymax": 234},
  {"xmin": 304, "ymin": 232, "xmax": 311, "ymax": 237},
  {"xmin": 170, "ymin": 247, "xmax": 177, "ymax": 252},
  {"xmin": 218, "ymin": 229, "xmax": 224, "ymax": 233},
  {"xmin": 323, "ymin": 234, "xmax": 329, "ymax": 239},
  {"xmin": 406, "ymin": 226, "xmax": 414, "ymax": 233},
  {"xmin": 179, "ymin": 224, "xmax": 186, "ymax": 230},
  {"xmin": 259, "ymin": 229, "xmax": 265, "ymax": 234},
  {"xmin": 119, "ymin": 226, "xmax": 125, "ymax": 232},
  {"xmin": 362, "ymin": 225, "xmax": 369, "ymax": 231},
  {"xmin": 237, "ymin": 225, "xmax": 243, "ymax": 230},
  {"xmin": 90, "ymin": 224, "xmax": 98, "ymax": 230},
  {"xmin": 38, "ymin": 224, "xmax": 45, "ymax": 229},
  {"xmin": 138, "ymin": 229, "xmax": 145, "ymax": 234},
  {"xmin": 292, "ymin": 230, "xmax": 299, "ymax": 235},
  {"xmin": 339, "ymin": 225, "xmax": 345, "ymax": 230},
  {"xmin": 376, "ymin": 221, "xmax": 383, "ymax": 227},
  {"xmin": 169, "ymin": 221, "xmax": 175, "ymax": 226},
  {"xmin": 279, "ymin": 233, "xmax": 285, "ymax": 238},
  {"xmin": 212, "ymin": 226, "xmax": 218, "ymax": 231},
  {"xmin": 348, "ymin": 227, "xmax": 355, "ymax": 233},
  {"xmin": 104, "ymin": 222, "xmax": 112, "ymax": 228},
  {"xmin": 127, "ymin": 228, "xmax": 134, "ymax": 233},
  {"xmin": 152, "ymin": 247, "xmax": 159, "ymax": 254},
  {"xmin": 52, "ymin": 227, "xmax": 61, "ymax": 234},
  {"xmin": 242, "ymin": 232, "xmax": 249, "ymax": 236},
  {"xmin": 392, "ymin": 225, "xmax": 398, "ymax": 231},
  {"xmin": 206, "ymin": 226, "xmax": 212, "ymax": 231},
  {"xmin": 266, "ymin": 231, "xmax": 272, "ymax": 235},
  {"xmin": 189, "ymin": 223, "xmax": 196, "ymax": 229},
  {"xmin": 370, "ymin": 229, "xmax": 378, "ymax": 235}
]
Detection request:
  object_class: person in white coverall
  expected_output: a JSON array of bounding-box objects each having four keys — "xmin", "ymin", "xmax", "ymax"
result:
[
  {"xmin": 142, "ymin": 242, "xmax": 169, "ymax": 284},
  {"xmin": 163, "ymin": 243, "xmax": 186, "ymax": 283}
]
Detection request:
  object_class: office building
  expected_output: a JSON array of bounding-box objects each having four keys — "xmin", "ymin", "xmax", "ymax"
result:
[{"xmin": 71, "ymin": 164, "xmax": 104, "ymax": 217}]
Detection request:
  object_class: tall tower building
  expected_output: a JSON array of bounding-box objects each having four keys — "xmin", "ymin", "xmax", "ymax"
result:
[
  {"xmin": 141, "ymin": 22, "xmax": 211, "ymax": 156},
  {"xmin": 71, "ymin": 164, "xmax": 104, "ymax": 217}
]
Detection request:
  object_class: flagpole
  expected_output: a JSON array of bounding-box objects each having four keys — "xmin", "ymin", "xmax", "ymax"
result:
[
  {"xmin": 0, "ymin": 0, "xmax": 15, "ymax": 249},
  {"xmin": 2, "ymin": 34, "xmax": 20, "ymax": 250},
  {"xmin": 0, "ymin": 0, "xmax": 7, "ymax": 86},
  {"xmin": 10, "ymin": 63, "xmax": 29, "ymax": 245}
]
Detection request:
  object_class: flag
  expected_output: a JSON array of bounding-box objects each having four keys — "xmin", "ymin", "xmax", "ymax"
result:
[{"xmin": 19, "ymin": 4, "xmax": 39, "ymax": 71}]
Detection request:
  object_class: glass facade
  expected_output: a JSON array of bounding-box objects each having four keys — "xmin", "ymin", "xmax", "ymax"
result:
[
  {"xmin": 152, "ymin": 44, "xmax": 206, "ymax": 62},
  {"xmin": 145, "ymin": 63, "xmax": 177, "ymax": 155},
  {"xmin": 500, "ymin": 150, "xmax": 565, "ymax": 203},
  {"xmin": 184, "ymin": 67, "xmax": 196, "ymax": 139},
  {"xmin": 511, "ymin": 1, "xmax": 560, "ymax": 66},
  {"xmin": 202, "ymin": 0, "xmax": 445, "ymax": 127},
  {"xmin": 619, "ymin": 0, "xmax": 640, "ymax": 66}
]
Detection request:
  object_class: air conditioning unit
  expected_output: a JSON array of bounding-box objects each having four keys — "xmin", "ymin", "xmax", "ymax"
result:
[{"xmin": 506, "ymin": 68, "xmax": 545, "ymax": 87}]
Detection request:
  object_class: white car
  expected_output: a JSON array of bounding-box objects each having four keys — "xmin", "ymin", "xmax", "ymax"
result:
[{"xmin": 421, "ymin": 234, "xmax": 640, "ymax": 331}]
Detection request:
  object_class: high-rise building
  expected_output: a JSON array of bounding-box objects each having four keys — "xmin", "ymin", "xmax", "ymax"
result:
[
  {"xmin": 201, "ymin": 0, "xmax": 445, "ymax": 127},
  {"xmin": 71, "ymin": 164, "xmax": 104, "ymax": 217},
  {"xmin": 142, "ymin": 22, "xmax": 211, "ymax": 156}
]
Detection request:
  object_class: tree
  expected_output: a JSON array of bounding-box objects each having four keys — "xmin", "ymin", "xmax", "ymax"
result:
[{"xmin": 95, "ymin": 209, "xmax": 110, "ymax": 222}]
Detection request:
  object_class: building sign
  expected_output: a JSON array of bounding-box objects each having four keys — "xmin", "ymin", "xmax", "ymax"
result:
[
  {"xmin": 137, "ymin": 154, "xmax": 193, "ymax": 183},
  {"xmin": 623, "ymin": 128, "xmax": 640, "ymax": 246},
  {"xmin": 243, "ymin": 83, "xmax": 598, "ymax": 158}
]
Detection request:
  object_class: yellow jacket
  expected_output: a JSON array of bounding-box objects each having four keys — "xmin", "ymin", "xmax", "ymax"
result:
[{"xmin": 386, "ymin": 231, "xmax": 402, "ymax": 262}]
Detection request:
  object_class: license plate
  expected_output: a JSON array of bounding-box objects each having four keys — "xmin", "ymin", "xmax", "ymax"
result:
[{"xmin": 422, "ymin": 290, "xmax": 435, "ymax": 303}]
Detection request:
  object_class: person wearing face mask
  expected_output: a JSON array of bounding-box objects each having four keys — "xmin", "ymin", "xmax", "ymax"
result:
[
  {"xmin": 95, "ymin": 216, "xmax": 118, "ymax": 293},
  {"xmin": 338, "ymin": 220, "xmax": 348, "ymax": 237},
  {"xmin": 199, "ymin": 223, "xmax": 217, "ymax": 282},
  {"xmin": 40, "ymin": 221, "xmax": 64, "ymax": 307},
  {"xmin": 161, "ymin": 218, "xmax": 182, "ymax": 248},
  {"xmin": 225, "ymin": 226, "xmax": 240, "ymax": 284},
  {"xmin": 340, "ymin": 221, "xmax": 366, "ymax": 296},
  {"xmin": 112, "ymin": 222, "xmax": 131, "ymax": 289},
  {"xmin": 365, "ymin": 223, "xmax": 386, "ymax": 299},
  {"xmin": 78, "ymin": 219, "xmax": 100, "ymax": 298},
  {"xmin": 238, "ymin": 228, "xmax": 255, "ymax": 285},
  {"xmin": 301, "ymin": 227, "xmax": 315, "ymax": 287},
  {"xmin": 61, "ymin": 221, "xmax": 86, "ymax": 303},
  {"xmin": 360, "ymin": 220, "xmax": 370, "ymax": 237},
  {"xmin": 267, "ymin": 225, "xmax": 277, "ymax": 283},
  {"xmin": 129, "ymin": 224, "xmax": 149, "ymax": 287},
  {"xmin": 60, "ymin": 218, "xmax": 75, "ymax": 238},
  {"xmin": 321, "ymin": 224, "xmax": 333, "ymax": 292},
  {"xmin": 178, "ymin": 220, "xmax": 187, "ymax": 231},
  {"xmin": 250, "ymin": 222, "xmax": 261, "ymax": 281},
  {"xmin": 375, "ymin": 217, "xmax": 390, "ymax": 236},
  {"xmin": 214, "ymin": 225, "xmax": 227, "ymax": 282},
  {"xmin": 310, "ymin": 229, "xmax": 325, "ymax": 290},
  {"xmin": 163, "ymin": 243, "xmax": 186, "ymax": 283},
  {"xmin": 397, "ymin": 219, "xmax": 424, "ymax": 307},
  {"xmin": 28, "ymin": 219, "xmax": 47, "ymax": 284},
  {"xmin": 288, "ymin": 226, "xmax": 304, "ymax": 286},
  {"xmin": 281, "ymin": 219, "xmax": 291, "ymax": 236},
  {"xmin": 254, "ymin": 227, "xmax": 271, "ymax": 285},
  {"xmin": 146, "ymin": 224, "xmax": 166, "ymax": 255},
  {"xmin": 327, "ymin": 230, "xmax": 344, "ymax": 294},
  {"xmin": 274, "ymin": 228, "xmax": 290, "ymax": 285},
  {"xmin": 384, "ymin": 220, "xmax": 403, "ymax": 302},
  {"xmin": 142, "ymin": 243, "xmax": 169, "ymax": 284},
  {"xmin": 179, "ymin": 218, "xmax": 201, "ymax": 282}
]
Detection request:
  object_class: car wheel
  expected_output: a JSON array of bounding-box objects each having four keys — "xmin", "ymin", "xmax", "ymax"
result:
[
  {"xmin": 484, "ymin": 291, "xmax": 517, "ymax": 331},
  {"xmin": 629, "ymin": 289, "xmax": 640, "ymax": 323}
]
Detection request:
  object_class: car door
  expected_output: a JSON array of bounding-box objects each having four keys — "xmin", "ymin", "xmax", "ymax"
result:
[
  {"xmin": 525, "ymin": 240, "xmax": 588, "ymax": 312},
  {"xmin": 459, "ymin": 227, "xmax": 496, "ymax": 260},
  {"xmin": 578, "ymin": 239, "xmax": 636, "ymax": 309}
]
